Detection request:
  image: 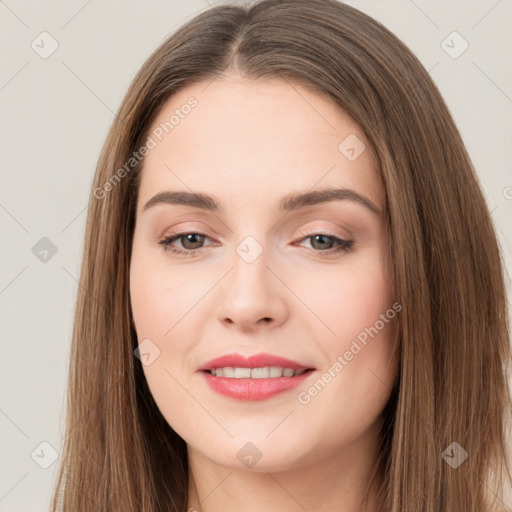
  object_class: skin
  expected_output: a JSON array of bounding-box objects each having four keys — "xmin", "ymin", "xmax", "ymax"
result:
[{"xmin": 130, "ymin": 73, "xmax": 399, "ymax": 512}]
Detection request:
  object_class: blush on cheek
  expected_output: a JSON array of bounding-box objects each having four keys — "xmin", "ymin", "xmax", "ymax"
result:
[{"xmin": 332, "ymin": 289, "xmax": 391, "ymax": 343}]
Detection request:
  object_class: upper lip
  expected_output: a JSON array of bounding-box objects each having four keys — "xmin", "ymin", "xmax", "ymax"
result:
[{"xmin": 198, "ymin": 352, "xmax": 315, "ymax": 371}]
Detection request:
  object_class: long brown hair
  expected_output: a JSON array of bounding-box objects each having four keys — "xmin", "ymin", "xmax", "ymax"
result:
[{"xmin": 50, "ymin": 0, "xmax": 512, "ymax": 510}]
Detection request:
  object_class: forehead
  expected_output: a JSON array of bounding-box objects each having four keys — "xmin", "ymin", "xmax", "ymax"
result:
[{"xmin": 137, "ymin": 75, "xmax": 383, "ymax": 215}]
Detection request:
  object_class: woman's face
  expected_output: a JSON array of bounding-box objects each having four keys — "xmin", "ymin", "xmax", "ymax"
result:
[{"xmin": 130, "ymin": 74, "xmax": 399, "ymax": 472}]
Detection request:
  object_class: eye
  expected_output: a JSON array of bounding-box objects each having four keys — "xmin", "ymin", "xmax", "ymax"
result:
[
  {"xmin": 158, "ymin": 231, "xmax": 354, "ymax": 258},
  {"xmin": 159, "ymin": 232, "xmax": 214, "ymax": 257},
  {"xmin": 294, "ymin": 231, "xmax": 354, "ymax": 257}
]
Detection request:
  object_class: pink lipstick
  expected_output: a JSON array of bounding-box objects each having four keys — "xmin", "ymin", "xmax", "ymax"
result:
[{"xmin": 198, "ymin": 352, "xmax": 315, "ymax": 401}]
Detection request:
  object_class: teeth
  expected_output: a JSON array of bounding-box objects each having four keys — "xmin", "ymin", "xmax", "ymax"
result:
[
  {"xmin": 234, "ymin": 367, "xmax": 251, "ymax": 378},
  {"xmin": 251, "ymin": 367, "xmax": 269, "ymax": 379},
  {"xmin": 210, "ymin": 366, "xmax": 308, "ymax": 378}
]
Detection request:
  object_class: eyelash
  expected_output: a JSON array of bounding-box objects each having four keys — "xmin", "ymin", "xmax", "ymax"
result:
[{"xmin": 158, "ymin": 230, "xmax": 354, "ymax": 258}]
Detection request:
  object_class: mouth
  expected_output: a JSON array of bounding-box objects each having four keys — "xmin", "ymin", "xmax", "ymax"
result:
[
  {"xmin": 203, "ymin": 367, "xmax": 314, "ymax": 378},
  {"xmin": 198, "ymin": 352, "xmax": 315, "ymax": 373},
  {"xmin": 197, "ymin": 352, "xmax": 316, "ymax": 401}
]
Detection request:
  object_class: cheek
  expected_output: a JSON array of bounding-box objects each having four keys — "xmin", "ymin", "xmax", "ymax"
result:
[
  {"xmin": 298, "ymin": 282, "xmax": 398, "ymax": 449},
  {"xmin": 129, "ymin": 250, "xmax": 196, "ymax": 421},
  {"xmin": 129, "ymin": 246, "xmax": 204, "ymax": 382},
  {"xmin": 300, "ymin": 246, "xmax": 397, "ymax": 402},
  {"xmin": 129, "ymin": 245, "xmax": 201, "ymax": 337},
  {"xmin": 294, "ymin": 247, "xmax": 393, "ymax": 343}
]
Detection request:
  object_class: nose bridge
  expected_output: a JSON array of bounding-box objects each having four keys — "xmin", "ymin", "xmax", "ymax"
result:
[
  {"xmin": 230, "ymin": 233, "xmax": 273, "ymax": 299},
  {"xmin": 216, "ymin": 232, "xmax": 287, "ymax": 328}
]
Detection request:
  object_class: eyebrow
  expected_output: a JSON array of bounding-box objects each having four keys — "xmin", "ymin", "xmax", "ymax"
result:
[{"xmin": 142, "ymin": 187, "xmax": 383, "ymax": 216}]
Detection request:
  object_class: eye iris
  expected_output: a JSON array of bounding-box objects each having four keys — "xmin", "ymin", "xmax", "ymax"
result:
[
  {"xmin": 310, "ymin": 234, "xmax": 334, "ymax": 250},
  {"xmin": 182, "ymin": 233, "xmax": 204, "ymax": 250}
]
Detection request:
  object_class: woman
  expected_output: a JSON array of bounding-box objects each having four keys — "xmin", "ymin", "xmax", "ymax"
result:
[{"xmin": 50, "ymin": 0, "xmax": 512, "ymax": 510}]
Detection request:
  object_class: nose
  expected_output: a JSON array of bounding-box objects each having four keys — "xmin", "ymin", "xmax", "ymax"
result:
[{"xmin": 216, "ymin": 245, "xmax": 288, "ymax": 333}]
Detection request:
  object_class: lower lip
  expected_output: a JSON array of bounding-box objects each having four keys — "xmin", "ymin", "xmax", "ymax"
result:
[{"xmin": 200, "ymin": 370, "xmax": 314, "ymax": 401}]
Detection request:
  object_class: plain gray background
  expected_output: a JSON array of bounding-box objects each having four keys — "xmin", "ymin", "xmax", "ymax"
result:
[{"xmin": 1, "ymin": 1, "xmax": 511, "ymax": 510}]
